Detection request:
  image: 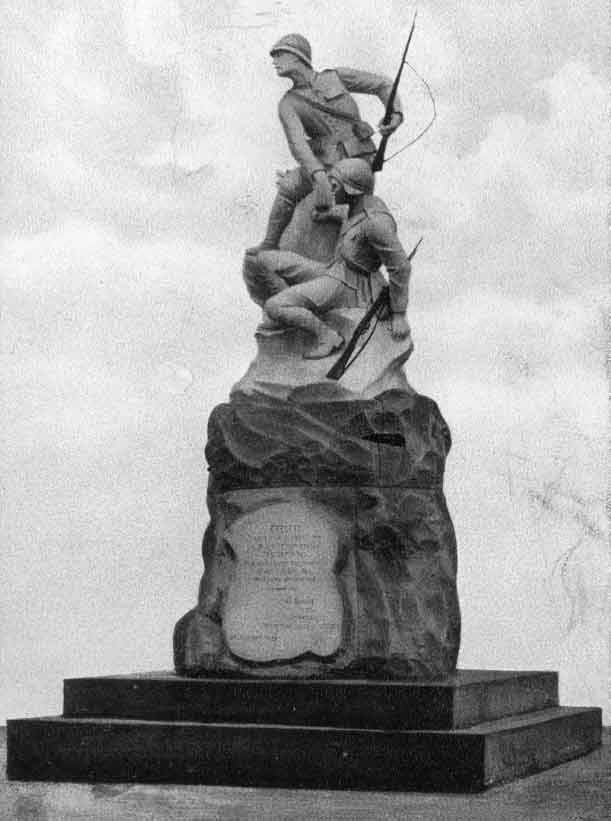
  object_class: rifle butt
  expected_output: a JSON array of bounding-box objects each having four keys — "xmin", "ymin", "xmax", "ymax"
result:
[{"xmin": 325, "ymin": 359, "xmax": 346, "ymax": 380}]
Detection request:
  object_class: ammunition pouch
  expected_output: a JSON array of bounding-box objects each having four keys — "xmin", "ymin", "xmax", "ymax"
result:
[
  {"xmin": 341, "ymin": 134, "xmax": 376, "ymax": 159},
  {"xmin": 308, "ymin": 127, "xmax": 376, "ymax": 163}
]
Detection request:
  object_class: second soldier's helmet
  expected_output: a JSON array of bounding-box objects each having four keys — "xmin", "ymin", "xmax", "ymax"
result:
[
  {"xmin": 269, "ymin": 34, "xmax": 312, "ymax": 68},
  {"xmin": 330, "ymin": 159, "xmax": 375, "ymax": 195}
]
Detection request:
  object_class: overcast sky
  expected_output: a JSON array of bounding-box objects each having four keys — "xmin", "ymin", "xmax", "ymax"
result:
[{"xmin": 1, "ymin": 1, "xmax": 607, "ymax": 719}]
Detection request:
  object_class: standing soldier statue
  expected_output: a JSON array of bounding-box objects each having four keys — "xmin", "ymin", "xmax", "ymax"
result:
[{"xmin": 247, "ymin": 33, "xmax": 404, "ymax": 255}]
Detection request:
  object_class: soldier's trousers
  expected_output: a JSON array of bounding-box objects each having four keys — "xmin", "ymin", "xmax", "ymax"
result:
[{"xmin": 259, "ymin": 251, "xmax": 359, "ymax": 338}]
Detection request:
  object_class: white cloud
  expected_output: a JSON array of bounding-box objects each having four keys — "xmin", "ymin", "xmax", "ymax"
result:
[{"xmin": 123, "ymin": 0, "xmax": 185, "ymax": 65}]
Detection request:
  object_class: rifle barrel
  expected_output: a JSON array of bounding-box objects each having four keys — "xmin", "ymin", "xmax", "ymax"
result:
[
  {"xmin": 382, "ymin": 12, "xmax": 417, "ymax": 126},
  {"xmin": 373, "ymin": 10, "xmax": 418, "ymax": 171},
  {"xmin": 408, "ymin": 235, "xmax": 423, "ymax": 260}
]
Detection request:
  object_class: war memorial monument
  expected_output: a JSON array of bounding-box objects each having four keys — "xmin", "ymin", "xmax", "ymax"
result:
[{"xmin": 7, "ymin": 26, "xmax": 601, "ymax": 792}]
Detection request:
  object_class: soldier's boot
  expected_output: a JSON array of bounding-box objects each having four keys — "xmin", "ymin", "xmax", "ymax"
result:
[
  {"xmin": 304, "ymin": 327, "xmax": 344, "ymax": 359},
  {"xmin": 246, "ymin": 194, "xmax": 295, "ymax": 256}
]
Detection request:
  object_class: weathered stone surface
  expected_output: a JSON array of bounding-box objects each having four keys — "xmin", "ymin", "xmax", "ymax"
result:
[
  {"xmin": 205, "ymin": 389, "xmax": 452, "ymax": 492},
  {"xmin": 174, "ymin": 389, "xmax": 460, "ymax": 679}
]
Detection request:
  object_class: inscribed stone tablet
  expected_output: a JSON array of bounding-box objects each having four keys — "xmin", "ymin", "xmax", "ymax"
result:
[{"xmin": 223, "ymin": 500, "xmax": 342, "ymax": 662}]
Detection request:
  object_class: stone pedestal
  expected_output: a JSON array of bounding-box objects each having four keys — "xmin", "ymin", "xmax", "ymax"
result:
[
  {"xmin": 7, "ymin": 670, "xmax": 602, "ymax": 791},
  {"xmin": 174, "ymin": 389, "xmax": 461, "ymax": 679}
]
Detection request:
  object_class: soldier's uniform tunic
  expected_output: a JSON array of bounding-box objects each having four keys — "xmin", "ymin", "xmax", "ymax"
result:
[
  {"xmin": 259, "ymin": 194, "xmax": 411, "ymax": 322},
  {"xmin": 275, "ymin": 68, "xmax": 403, "ymax": 207}
]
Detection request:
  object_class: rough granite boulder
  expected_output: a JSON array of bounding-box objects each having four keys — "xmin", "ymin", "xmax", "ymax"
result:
[{"xmin": 174, "ymin": 389, "xmax": 461, "ymax": 679}]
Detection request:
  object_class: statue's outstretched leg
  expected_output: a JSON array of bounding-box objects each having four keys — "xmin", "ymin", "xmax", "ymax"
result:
[
  {"xmin": 264, "ymin": 274, "xmax": 351, "ymax": 359},
  {"xmin": 247, "ymin": 168, "xmax": 313, "ymax": 255},
  {"xmin": 246, "ymin": 193, "xmax": 295, "ymax": 255}
]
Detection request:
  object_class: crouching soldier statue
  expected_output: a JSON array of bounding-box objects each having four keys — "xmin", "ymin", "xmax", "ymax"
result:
[
  {"xmin": 245, "ymin": 158, "xmax": 412, "ymax": 359},
  {"xmin": 247, "ymin": 33, "xmax": 404, "ymax": 255}
]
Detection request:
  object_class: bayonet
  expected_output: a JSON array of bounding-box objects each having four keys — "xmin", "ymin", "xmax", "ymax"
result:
[{"xmin": 372, "ymin": 11, "xmax": 418, "ymax": 173}]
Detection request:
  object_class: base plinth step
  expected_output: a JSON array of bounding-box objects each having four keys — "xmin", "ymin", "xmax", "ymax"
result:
[
  {"xmin": 62, "ymin": 669, "xmax": 558, "ymax": 730},
  {"xmin": 7, "ymin": 706, "xmax": 601, "ymax": 792}
]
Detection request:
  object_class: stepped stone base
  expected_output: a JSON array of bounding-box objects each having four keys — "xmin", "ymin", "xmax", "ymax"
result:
[
  {"xmin": 6, "ymin": 670, "xmax": 602, "ymax": 792},
  {"xmin": 61, "ymin": 669, "xmax": 558, "ymax": 730}
]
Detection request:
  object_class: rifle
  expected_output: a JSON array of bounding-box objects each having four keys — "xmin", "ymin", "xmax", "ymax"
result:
[
  {"xmin": 326, "ymin": 236, "xmax": 423, "ymax": 381},
  {"xmin": 371, "ymin": 11, "xmax": 417, "ymax": 173},
  {"xmin": 326, "ymin": 288, "xmax": 389, "ymax": 380}
]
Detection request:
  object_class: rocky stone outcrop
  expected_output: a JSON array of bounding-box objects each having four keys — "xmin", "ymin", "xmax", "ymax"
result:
[{"xmin": 174, "ymin": 389, "xmax": 461, "ymax": 679}]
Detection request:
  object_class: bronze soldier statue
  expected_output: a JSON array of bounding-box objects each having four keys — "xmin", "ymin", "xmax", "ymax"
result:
[
  {"xmin": 246, "ymin": 158, "xmax": 412, "ymax": 359},
  {"xmin": 247, "ymin": 34, "xmax": 404, "ymax": 255}
]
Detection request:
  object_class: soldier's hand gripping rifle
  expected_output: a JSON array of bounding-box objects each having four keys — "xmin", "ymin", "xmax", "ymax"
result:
[
  {"xmin": 326, "ymin": 237, "xmax": 423, "ymax": 381},
  {"xmin": 371, "ymin": 11, "xmax": 418, "ymax": 173}
]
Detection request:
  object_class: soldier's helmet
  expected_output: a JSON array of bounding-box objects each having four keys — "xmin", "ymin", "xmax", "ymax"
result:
[
  {"xmin": 269, "ymin": 34, "xmax": 312, "ymax": 68},
  {"xmin": 330, "ymin": 158, "xmax": 375, "ymax": 195}
]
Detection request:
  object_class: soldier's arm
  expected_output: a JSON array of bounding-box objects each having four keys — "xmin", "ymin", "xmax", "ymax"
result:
[
  {"xmin": 278, "ymin": 97, "xmax": 325, "ymax": 178},
  {"xmin": 366, "ymin": 213, "xmax": 411, "ymax": 314},
  {"xmin": 335, "ymin": 66, "xmax": 403, "ymax": 120}
]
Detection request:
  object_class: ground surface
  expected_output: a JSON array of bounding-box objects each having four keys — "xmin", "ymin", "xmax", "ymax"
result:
[{"xmin": 1, "ymin": 727, "xmax": 608, "ymax": 820}]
